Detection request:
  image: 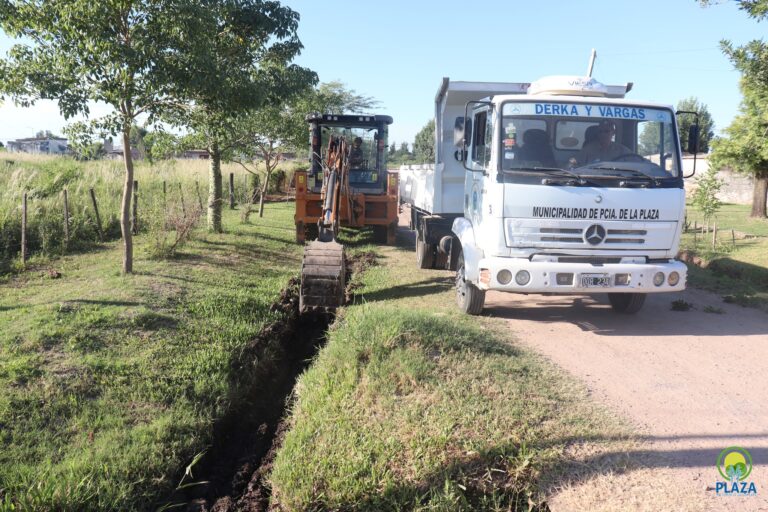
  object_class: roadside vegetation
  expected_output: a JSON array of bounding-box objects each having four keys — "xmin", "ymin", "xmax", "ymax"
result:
[
  {"xmin": 0, "ymin": 153, "xmax": 302, "ymax": 274},
  {"xmin": 268, "ymin": 240, "xmax": 630, "ymax": 510},
  {"xmin": 681, "ymin": 202, "xmax": 768, "ymax": 312},
  {"xmin": 0, "ymin": 183, "xmax": 301, "ymax": 510}
]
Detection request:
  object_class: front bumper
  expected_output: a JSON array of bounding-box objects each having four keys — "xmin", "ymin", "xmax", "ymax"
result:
[{"xmin": 477, "ymin": 257, "xmax": 687, "ymax": 294}]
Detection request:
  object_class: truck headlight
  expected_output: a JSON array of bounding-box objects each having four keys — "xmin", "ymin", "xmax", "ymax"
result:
[
  {"xmin": 653, "ymin": 272, "xmax": 665, "ymax": 287},
  {"xmin": 515, "ymin": 270, "xmax": 531, "ymax": 286},
  {"xmin": 497, "ymin": 269, "xmax": 512, "ymax": 285},
  {"xmin": 668, "ymin": 271, "xmax": 680, "ymax": 286}
]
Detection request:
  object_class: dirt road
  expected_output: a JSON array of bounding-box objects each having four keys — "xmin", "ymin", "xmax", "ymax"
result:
[{"xmin": 484, "ymin": 288, "xmax": 768, "ymax": 511}]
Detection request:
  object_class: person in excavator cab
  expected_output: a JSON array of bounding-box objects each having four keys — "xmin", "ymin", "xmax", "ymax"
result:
[{"xmin": 349, "ymin": 136, "xmax": 364, "ymax": 168}]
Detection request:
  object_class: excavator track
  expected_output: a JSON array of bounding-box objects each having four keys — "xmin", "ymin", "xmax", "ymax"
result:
[{"xmin": 299, "ymin": 240, "xmax": 346, "ymax": 312}]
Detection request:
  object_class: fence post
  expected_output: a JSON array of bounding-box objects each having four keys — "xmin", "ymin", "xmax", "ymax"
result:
[
  {"xmin": 21, "ymin": 192, "xmax": 27, "ymax": 265},
  {"xmin": 179, "ymin": 182, "xmax": 187, "ymax": 217},
  {"xmin": 194, "ymin": 180, "xmax": 203, "ymax": 211},
  {"xmin": 712, "ymin": 222, "xmax": 717, "ymax": 249},
  {"xmin": 132, "ymin": 180, "xmax": 139, "ymax": 235},
  {"xmin": 229, "ymin": 173, "xmax": 235, "ymax": 209},
  {"xmin": 731, "ymin": 229, "xmax": 736, "ymax": 248},
  {"xmin": 243, "ymin": 175, "xmax": 248, "ymax": 203},
  {"xmin": 89, "ymin": 188, "xmax": 104, "ymax": 242},
  {"xmin": 63, "ymin": 188, "xmax": 70, "ymax": 248},
  {"xmin": 163, "ymin": 180, "xmax": 167, "ymax": 209}
]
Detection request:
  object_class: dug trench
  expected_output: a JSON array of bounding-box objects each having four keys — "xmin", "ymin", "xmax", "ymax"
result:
[{"xmin": 170, "ymin": 251, "xmax": 377, "ymax": 512}]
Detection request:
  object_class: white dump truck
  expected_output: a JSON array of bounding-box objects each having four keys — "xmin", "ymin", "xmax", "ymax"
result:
[{"xmin": 400, "ymin": 75, "xmax": 699, "ymax": 314}]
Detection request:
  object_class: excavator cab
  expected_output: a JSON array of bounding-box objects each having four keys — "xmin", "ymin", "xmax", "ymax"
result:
[{"xmin": 296, "ymin": 114, "xmax": 398, "ymax": 312}]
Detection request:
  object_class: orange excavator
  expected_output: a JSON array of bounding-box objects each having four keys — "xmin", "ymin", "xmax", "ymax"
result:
[{"xmin": 296, "ymin": 114, "xmax": 397, "ymax": 311}]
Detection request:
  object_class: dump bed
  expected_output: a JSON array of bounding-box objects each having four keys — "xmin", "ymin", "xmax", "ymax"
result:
[{"xmin": 399, "ymin": 78, "xmax": 529, "ymax": 215}]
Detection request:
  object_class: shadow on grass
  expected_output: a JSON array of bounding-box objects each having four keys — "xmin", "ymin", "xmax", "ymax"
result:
[{"xmin": 352, "ymin": 277, "xmax": 454, "ymax": 304}]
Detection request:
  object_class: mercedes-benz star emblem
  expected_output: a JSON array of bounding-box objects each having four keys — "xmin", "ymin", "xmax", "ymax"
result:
[{"xmin": 584, "ymin": 224, "xmax": 606, "ymax": 245}]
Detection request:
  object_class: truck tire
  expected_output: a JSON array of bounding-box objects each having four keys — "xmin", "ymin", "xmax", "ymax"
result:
[
  {"xmin": 456, "ymin": 253, "xmax": 485, "ymax": 315},
  {"xmin": 416, "ymin": 236, "xmax": 435, "ymax": 269},
  {"xmin": 608, "ymin": 293, "xmax": 646, "ymax": 314}
]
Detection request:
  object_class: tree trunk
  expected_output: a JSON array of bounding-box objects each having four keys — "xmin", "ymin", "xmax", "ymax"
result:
[
  {"xmin": 121, "ymin": 126, "xmax": 134, "ymax": 274},
  {"xmin": 258, "ymin": 146, "xmax": 280, "ymax": 218},
  {"xmin": 208, "ymin": 141, "xmax": 223, "ymax": 232},
  {"xmin": 751, "ymin": 174, "xmax": 768, "ymax": 218}
]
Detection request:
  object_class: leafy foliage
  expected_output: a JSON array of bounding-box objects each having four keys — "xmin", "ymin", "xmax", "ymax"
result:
[
  {"xmin": 168, "ymin": 1, "xmax": 316, "ymax": 232},
  {"xmin": 691, "ymin": 165, "xmax": 723, "ymax": 220},
  {"xmin": 709, "ymin": 80, "xmax": 768, "ymax": 216},
  {"xmin": 0, "ymin": 0, "xmax": 227, "ymax": 273},
  {"xmin": 413, "ymin": 119, "xmax": 435, "ymax": 163}
]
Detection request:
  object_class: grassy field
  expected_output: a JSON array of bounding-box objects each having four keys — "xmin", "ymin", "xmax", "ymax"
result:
[
  {"xmin": 0, "ymin": 202, "xmax": 302, "ymax": 511},
  {"xmin": 268, "ymin": 239, "xmax": 630, "ymax": 511},
  {"xmin": 681, "ymin": 202, "xmax": 768, "ymax": 311},
  {"xmin": 0, "ymin": 153, "xmax": 302, "ymax": 273}
]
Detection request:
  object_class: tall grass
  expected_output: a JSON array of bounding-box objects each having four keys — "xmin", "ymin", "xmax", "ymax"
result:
[{"xmin": 0, "ymin": 154, "xmax": 304, "ymax": 272}]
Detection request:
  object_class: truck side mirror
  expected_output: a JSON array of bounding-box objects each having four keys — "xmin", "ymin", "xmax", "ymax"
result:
[
  {"xmin": 454, "ymin": 116, "xmax": 470, "ymax": 146},
  {"xmin": 687, "ymin": 125, "xmax": 699, "ymax": 155}
]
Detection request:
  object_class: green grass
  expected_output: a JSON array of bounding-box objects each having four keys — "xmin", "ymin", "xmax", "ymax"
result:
[
  {"xmin": 685, "ymin": 202, "xmax": 768, "ymax": 237},
  {"xmin": 0, "ymin": 202, "xmax": 302, "ymax": 511},
  {"xmin": 268, "ymin": 243, "xmax": 629, "ymax": 511},
  {"xmin": 681, "ymin": 202, "xmax": 768, "ymax": 312}
]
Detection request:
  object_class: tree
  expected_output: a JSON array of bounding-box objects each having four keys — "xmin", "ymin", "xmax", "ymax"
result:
[
  {"xmin": 229, "ymin": 100, "xmax": 309, "ymax": 218},
  {"xmin": 144, "ymin": 130, "xmax": 180, "ymax": 162},
  {"xmin": 691, "ymin": 165, "xmax": 723, "ymax": 221},
  {"xmin": 173, "ymin": 2, "xmax": 315, "ymax": 232},
  {"xmin": 677, "ymin": 97, "xmax": 715, "ymax": 152},
  {"xmin": 306, "ymin": 81, "xmax": 378, "ymax": 114},
  {"xmin": 0, "ymin": 1, "xmax": 215, "ymax": 274},
  {"xmin": 413, "ymin": 119, "xmax": 435, "ymax": 163},
  {"xmin": 709, "ymin": 79, "xmax": 768, "ymax": 217}
]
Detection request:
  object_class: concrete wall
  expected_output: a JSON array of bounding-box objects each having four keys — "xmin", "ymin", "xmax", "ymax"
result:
[{"xmin": 684, "ymin": 155, "xmax": 754, "ymax": 205}]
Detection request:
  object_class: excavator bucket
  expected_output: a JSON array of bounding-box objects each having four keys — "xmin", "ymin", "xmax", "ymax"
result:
[{"xmin": 299, "ymin": 240, "xmax": 346, "ymax": 312}]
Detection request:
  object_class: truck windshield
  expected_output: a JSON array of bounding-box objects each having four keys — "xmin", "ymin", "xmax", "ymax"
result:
[
  {"xmin": 500, "ymin": 101, "xmax": 681, "ymax": 179},
  {"xmin": 320, "ymin": 126, "xmax": 380, "ymax": 184}
]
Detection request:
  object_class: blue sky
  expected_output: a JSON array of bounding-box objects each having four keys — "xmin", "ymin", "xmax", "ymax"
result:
[{"xmin": 1, "ymin": 0, "xmax": 765, "ymax": 147}]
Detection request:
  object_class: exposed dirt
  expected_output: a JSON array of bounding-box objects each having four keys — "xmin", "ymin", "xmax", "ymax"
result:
[
  {"xmin": 175, "ymin": 251, "xmax": 378, "ymax": 512},
  {"xmin": 170, "ymin": 277, "xmax": 332, "ymax": 512}
]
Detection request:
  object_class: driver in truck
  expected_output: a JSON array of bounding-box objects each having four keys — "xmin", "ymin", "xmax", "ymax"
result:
[{"xmin": 577, "ymin": 119, "xmax": 631, "ymax": 164}]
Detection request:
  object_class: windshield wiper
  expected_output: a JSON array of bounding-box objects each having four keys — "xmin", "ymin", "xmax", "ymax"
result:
[
  {"xmin": 503, "ymin": 166, "xmax": 591, "ymax": 185},
  {"xmin": 579, "ymin": 165, "xmax": 663, "ymax": 187}
]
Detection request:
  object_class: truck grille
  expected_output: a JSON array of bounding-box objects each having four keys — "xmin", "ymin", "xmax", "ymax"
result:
[
  {"xmin": 505, "ymin": 220, "xmax": 676, "ymax": 250},
  {"xmin": 534, "ymin": 228, "xmax": 646, "ymax": 244}
]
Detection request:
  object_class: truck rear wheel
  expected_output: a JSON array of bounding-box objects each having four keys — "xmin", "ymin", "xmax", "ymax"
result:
[
  {"xmin": 608, "ymin": 293, "xmax": 646, "ymax": 314},
  {"xmin": 456, "ymin": 253, "xmax": 485, "ymax": 315},
  {"xmin": 416, "ymin": 237, "xmax": 435, "ymax": 269}
]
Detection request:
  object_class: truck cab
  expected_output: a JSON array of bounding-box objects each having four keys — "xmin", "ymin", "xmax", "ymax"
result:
[{"xmin": 401, "ymin": 76, "xmax": 694, "ymax": 315}]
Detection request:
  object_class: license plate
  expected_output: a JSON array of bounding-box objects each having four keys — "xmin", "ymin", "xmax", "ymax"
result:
[{"xmin": 580, "ymin": 273, "xmax": 612, "ymax": 288}]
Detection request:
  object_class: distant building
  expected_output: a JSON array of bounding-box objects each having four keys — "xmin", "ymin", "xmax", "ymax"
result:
[
  {"xmin": 106, "ymin": 146, "xmax": 142, "ymax": 161},
  {"xmin": 182, "ymin": 149, "xmax": 210, "ymax": 159},
  {"xmin": 7, "ymin": 136, "xmax": 69, "ymax": 155}
]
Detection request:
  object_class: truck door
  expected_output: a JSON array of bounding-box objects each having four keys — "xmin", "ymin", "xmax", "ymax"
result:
[{"xmin": 466, "ymin": 107, "xmax": 492, "ymax": 226}]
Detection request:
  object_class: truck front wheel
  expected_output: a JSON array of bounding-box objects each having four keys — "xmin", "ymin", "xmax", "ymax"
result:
[
  {"xmin": 608, "ymin": 293, "xmax": 646, "ymax": 314},
  {"xmin": 456, "ymin": 253, "xmax": 485, "ymax": 315},
  {"xmin": 416, "ymin": 236, "xmax": 435, "ymax": 269}
]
